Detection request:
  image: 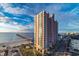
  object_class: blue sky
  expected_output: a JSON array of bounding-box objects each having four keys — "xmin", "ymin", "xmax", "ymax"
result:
[{"xmin": 0, "ymin": 3, "xmax": 79, "ymax": 33}]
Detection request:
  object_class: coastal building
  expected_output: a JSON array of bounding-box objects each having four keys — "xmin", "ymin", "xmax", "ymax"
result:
[
  {"xmin": 69, "ymin": 39, "xmax": 79, "ymax": 55},
  {"xmin": 34, "ymin": 11, "xmax": 58, "ymax": 54}
]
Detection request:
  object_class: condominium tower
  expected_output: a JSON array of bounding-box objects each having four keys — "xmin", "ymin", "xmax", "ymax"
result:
[{"xmin": 34, "ymin": 11, "xmax": 58, "ymax": 54}]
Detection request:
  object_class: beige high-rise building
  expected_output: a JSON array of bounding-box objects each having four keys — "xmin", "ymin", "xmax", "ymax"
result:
[{"xmin": 34, "ymin": 11, "xmax": 58, "ymax": 54}]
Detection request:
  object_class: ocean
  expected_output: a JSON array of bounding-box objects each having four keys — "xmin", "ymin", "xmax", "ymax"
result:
[{"xmin": 0, "ymin": 32, "xmax": 34, "ymax": 43}]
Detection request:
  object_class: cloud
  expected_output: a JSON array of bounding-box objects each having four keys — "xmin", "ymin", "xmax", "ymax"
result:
[
  {"xmin": 45, "ymin": 4, "xmax": 73, "ymax": 14},
  {"xmin": 0, "ymin": 12, "xmax": 5, "ymax": 16},
  {"xmin": 0, "ymin": 3, "xmax": 37, "ymax": 17},
  {"xmin": 57, "ymin": 12, "xmax": 79, "ymax": 32},
  {"xmin": 0, "ymin": 15, "xmax": 33, "ymax": 32},
  {"xmin": 45, "ymin": 4, "xmax": 62, "ymax": 14},
  {"xmin": 69, "ymin": 7, "xmax": 79, "ymax": 15},
  {"xmin": 0, "ymin": 4, "xmax": 26, "ymax": 15},
  {"xmin": 0, "ymin": 23, "xmax": 21, "ymax": 32},
  {"xmin": 59, "ymin": 19, "xmax": 79, "ymax": 33},
  {"xmin": 0, "ymin": 3, "xmax": 79, "ymax": 32},
  {"xmin": 67, "ymin": 20, "xmax": 79, "ymax": 29},
  {"xmin": 0, "ymin": 22, "xmax": 33, "ymax": 32}
]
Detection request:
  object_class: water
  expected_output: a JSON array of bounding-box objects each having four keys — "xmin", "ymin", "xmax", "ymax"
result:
[{"xmin": 0, "ymin": 32, "xmax": 34, "ymax": 43}]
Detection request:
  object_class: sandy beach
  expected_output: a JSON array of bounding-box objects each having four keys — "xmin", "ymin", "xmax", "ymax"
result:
[{"xmin": 0, "ymin": 39, "xmax": 32, "ymax": 47}]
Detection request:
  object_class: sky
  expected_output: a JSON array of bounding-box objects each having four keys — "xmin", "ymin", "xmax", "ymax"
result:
[{"xmin": 0, "ymin": 3, "xmax": 79, "ymax": 33}]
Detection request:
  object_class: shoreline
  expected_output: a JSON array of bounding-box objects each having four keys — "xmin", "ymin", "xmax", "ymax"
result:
[{"xmin": 0, "ymin": 39, "xmax": 32, "ymax": 47}]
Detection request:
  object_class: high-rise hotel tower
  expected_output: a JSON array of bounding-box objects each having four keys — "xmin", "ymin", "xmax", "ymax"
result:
[{"xmin": 34, "ymin": 11, "xmax": 58, "ymax": 54}]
